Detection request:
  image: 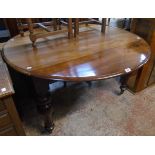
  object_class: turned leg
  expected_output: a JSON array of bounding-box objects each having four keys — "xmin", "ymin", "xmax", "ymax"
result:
[
  {"xmin": 32, "ymin": 77, "xmax": 54, "ymax": 133},
  {"xmin": 119, "ymin": 74, "xmax": 130, "ymax": 95}
]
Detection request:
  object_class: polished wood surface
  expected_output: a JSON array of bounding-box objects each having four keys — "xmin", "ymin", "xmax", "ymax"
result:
[{"xmin": 2, "ymin": 26, "xmax": 150, "ymax": 82}]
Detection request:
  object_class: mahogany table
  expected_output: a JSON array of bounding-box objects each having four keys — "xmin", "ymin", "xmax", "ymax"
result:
[{"xmin": 2, "ymin": 26, "xmax": 150, "ymax": 133}]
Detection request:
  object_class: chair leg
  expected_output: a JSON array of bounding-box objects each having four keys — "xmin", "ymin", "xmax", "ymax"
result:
[
  {"xmin": 68, "ymin": 18, "xmax": 73, "ymax": 39},
  {"xmin": 74, "ymin": 18, "xmax": 79, "ymax": 37},
  {"xmin": 17, "ymin": 18, "xmax": 24, "ymax": 37},
  {"xmin": 53, "ymin": 18, "xmax": 57, "ymax": 31},
  {"xmin": 27, "ymin": 18, "xmax": 36, "ymax": 47},
  {"xmin": 58, "ymin": 18, "xmax": 61, "ymax": 30},
  {"xmin": 101, "ymin": 18, "xmax": 106, "ymax": 33},
  {"xmin": 123, "ymin": 18, "xmax": 127, "ymax": 29},
  {"xmin": 108, "ymin": 18, "xmax": 110, "ymax": 26}
]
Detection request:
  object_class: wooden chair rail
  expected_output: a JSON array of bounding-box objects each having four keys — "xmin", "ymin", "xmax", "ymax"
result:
[
  {"xmin": 16, "ymin": 18, "xmax": 73, "ymax": 46},
  {"xmin": 16, "ymin": 18, "xmax": 107, "ymax": 47},
  {"xmin": 73, "ymin": 18, "xmax": 106, "ymax": 37}
]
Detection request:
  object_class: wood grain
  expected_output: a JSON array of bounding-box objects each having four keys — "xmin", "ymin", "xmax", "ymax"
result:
[{"xmin": 2, "ymin": 26, "xmax": 150, "ymax": 82}]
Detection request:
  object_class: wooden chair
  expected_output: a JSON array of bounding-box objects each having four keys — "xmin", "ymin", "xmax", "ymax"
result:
[
  {"xmin": 73, "ymin": 18, "xmax": 107, "ymax": 37},
  {"xmin": 17, "ymin": 18, "xmax": 59, "ymax": 36},
  {"xmin": 16, "ymin": 18, "xmax": 73, "ymax": 47}
]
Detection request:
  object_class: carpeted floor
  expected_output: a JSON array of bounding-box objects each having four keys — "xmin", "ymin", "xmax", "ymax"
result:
[{"xmin": 22, "ymin": 78, "xmax": 155, "ymax": 136}]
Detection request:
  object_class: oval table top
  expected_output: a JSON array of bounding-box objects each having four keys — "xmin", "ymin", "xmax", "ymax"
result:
[{"xmin": 2, "ymin": 26, "xmax": 150, "ymax": 81}]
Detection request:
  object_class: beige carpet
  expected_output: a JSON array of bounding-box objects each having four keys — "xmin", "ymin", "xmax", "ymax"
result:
[{"xmin": 22, "ymin": 78, "xmax": 155, "ymax": 136}]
